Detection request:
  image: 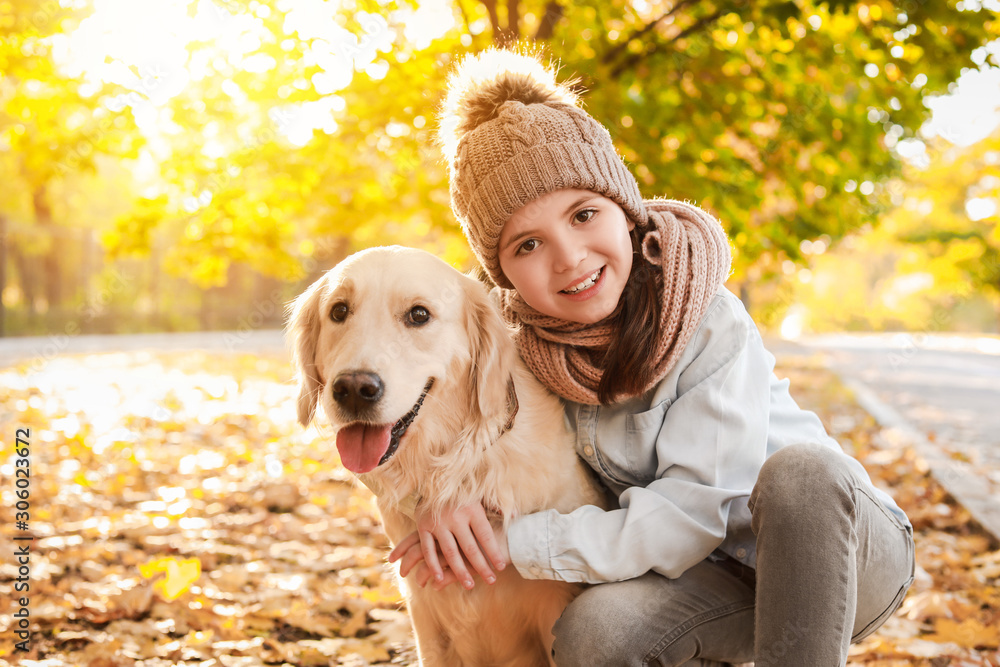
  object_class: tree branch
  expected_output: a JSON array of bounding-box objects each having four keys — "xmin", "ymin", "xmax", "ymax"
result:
[
  {"xmin": 602, "ymin": 0, "xmax": 700, "ymax": 65},
  {"xmin": 534, "ymin": 1, "xmax": 563, "ymax": 40},
  {"xmin": 610, "ymin": 8, "xmax": 724, "ymax": 78},
  {"xmin": 508, "ymin": 0, "xmax": 520, "ymax": 40},
  {"xmin": 480, "ymin": 0, "xmax": 502, "ymax": 44},
  {"xmin": 455, "ymin": 0, "xmax": 473, "ymax": 37}
]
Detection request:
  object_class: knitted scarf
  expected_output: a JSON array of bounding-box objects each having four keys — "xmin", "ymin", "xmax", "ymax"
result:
[{"xmin": 499, "ymin": 199, "xmax": 732, "ymax": 405}]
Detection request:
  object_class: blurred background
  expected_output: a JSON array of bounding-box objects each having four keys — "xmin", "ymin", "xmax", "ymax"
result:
[{"xmin": 1, "ymin": 0, "xmax": 998, "ymax": 338}]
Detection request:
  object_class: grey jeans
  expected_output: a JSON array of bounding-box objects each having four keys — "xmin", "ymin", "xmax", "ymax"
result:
[{"xmin": 551, "ymin": 444, "xmax": 916, "ymax": 667}]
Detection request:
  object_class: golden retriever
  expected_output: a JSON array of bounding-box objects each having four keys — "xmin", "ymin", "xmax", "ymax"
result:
[{"xmin": 288, "ymin": 246, "xmax": 607, "ymax": 666}]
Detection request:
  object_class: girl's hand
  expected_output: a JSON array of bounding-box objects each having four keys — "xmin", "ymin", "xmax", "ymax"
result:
[
  {"xmin": 388, "ymin": 502, "xmax": 508, "ymax": 590},
  {"xmin": 389, "ymin": 535, "xmax": 465, "ymax": 590}
]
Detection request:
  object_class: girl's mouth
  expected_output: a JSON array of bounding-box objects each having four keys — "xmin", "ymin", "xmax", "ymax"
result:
[{"xmin": 560, "ymin": 267, "xmax": 605, "ymax": 298}]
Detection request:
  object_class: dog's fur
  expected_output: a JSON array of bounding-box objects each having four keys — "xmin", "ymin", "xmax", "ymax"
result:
[{"xmin": 289, "ymin": 246, "xmax": 607, "ymax": 666}]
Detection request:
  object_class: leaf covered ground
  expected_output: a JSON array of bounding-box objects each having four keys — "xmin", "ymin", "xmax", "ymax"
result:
[{"xmin": 1, "ymin": 350, "xmax": 998, "ymax": 666}]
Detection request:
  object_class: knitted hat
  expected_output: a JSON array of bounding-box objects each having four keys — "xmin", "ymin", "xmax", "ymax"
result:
[{"xmin": 440, "ymin": 49, "xmax": 648, "ymax": 288}]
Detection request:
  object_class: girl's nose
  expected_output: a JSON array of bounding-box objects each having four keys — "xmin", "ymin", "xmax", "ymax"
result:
[{"xmin": 552, "ymin": 237, "xmax": 587, "ymax": 274}]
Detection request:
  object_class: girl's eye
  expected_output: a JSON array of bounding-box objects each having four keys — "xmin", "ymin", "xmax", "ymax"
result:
[
  {"xmin": 574, "ymin": 208, "xmax": 597, "ymax": 224},
  {"xmin": 330, "ymin": 302, "xmax": 349, "ymax": 322},
  {"xmin": 517, "ymin": 239, "xmax": 539, "ymax": 255},
  {"xmin": 407, "ymin": 305, "xmax": 431, "ymax": 326}
]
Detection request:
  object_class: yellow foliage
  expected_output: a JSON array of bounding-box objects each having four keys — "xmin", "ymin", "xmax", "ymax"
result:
[
  {"xmin": 927, "ymin": 618, "xmax": 1000, "ymax": 649},
  {"xmin": 139, "ymin": 556, "xmax": 202, "ymax": 601}
]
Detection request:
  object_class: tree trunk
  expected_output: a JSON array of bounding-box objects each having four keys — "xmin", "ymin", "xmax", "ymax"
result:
[
  {"xmin": 534, "ymin": 1, "xmax": 563, "ymax": 40},
  {"xmin": 81, "ymin": 229, "xmax": 97, "ymax": 333},
  {"xmin": 32, "ymin": 184, "xmax": 61, "ymax": 309},
  {"xmin": 12, "ymin": 244, "xmax": 36, "ymax": 319},
  {"xmin": 199, "ymin": 288, "xmax": 211, "ymax": 331},
  {"xmin": 506, "ymin": 0, "xmax": 519, "ymax": 42},
  {"xmin": 0, "ymin": 214, "xmax": 6, "ymax": 336},
  {"xmin": 739, "ymin": 283, "xmax": 751, "ymax": 313},
  {"xmin": 150, "ymin": 238, "xmax": 161, "ymax": 330},
  {"xmin": 480, "ymin": 0, "xmax": 502, "ymax": 43},
  {"xmin": 995, "ymin": 286, "xmax": 1000, "ymax": 334}
]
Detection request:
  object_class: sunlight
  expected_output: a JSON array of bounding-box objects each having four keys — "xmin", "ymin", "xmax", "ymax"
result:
[
  {"xmin": 923, "ymin": 64, "xmax": 1000, "ymax": 147},
  {"xmin": 396, "ymin": 0, "xmax": 454, "ymax": 50},
  {"xmin": 966, "ymin": 196, "xmax": 997, "ymax": 221},
  {"xmin": 780, "ymin": 305, "xmax": 807, "ymax": 340},
  {"xmin": 60, "ymin": 0, "xmax": 196, "ymax": 100},
  {"xmin": 50, "ymin": 0, "xmax": 410, "ymax": 154},
  {"xmin": 52, "ymin": 0, "xmax": 270, "ymax": 161}
]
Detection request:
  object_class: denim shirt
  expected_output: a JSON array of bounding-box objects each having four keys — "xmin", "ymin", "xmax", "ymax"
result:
[{"xmin": 507, "ymin": 287, "xmax": 910, "ymax": 584}]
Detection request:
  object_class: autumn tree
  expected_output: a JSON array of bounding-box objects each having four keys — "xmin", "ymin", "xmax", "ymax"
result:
[
  {"xmin": 99, "ymin": 0, "xmax": 997, "ymax": 295},
  {"xmin": 888, "ymin": 129, "xmax": 1000, "ymax": 329},
  {"xmin": 765, "ymin": 124, "xmax": 1000, "ymax": 334},
  {"xmin": 562, "ymin": 0, "xmax": 997, "ymax": 287},
  {"xmin": 3, "ymin": 0, "xmax": 998, "ymax": 328},
  {"xmin": 0, "ymin": 0, "xmax": 143, "ymax": 329}
]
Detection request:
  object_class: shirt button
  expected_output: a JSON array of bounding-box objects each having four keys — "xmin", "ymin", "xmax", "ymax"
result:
[
  {"xmin": 529, "ymin": 565, "xmax": 542, "ymax": 577},
  {"xmin": 583, "ymin": 446, "xmax": 595, "ymax": 457},
  {"xmin": 736, "ymin": 548, "xmax": 747, "ymax": 559}
]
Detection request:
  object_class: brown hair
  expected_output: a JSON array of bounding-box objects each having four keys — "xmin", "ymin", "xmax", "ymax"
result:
[{"xmin": 597, "ymin": 227, "xmax": 663, "ymax": 404}]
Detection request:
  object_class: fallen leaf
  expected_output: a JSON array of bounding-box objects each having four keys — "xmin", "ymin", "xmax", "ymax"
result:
[
  {"xmin": 927, "ymin": 618, "xmax": 1000, "ymax": 649},
  {"xmin": 139, "ymin": 557, "xmax": 201, "ymax": 601}
]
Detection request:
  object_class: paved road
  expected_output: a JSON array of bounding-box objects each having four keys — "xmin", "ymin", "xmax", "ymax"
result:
[
  {"xmin": 773, "ymin": 333, "xmax": 1000, "ymax": 470},
  {"xmin": 3, "ymin": 329, "xmax": 998, "ymax": 533},
  {"xmin": 4, "ymin": 331, "xmax": 997, "ymax": 460},
  {"xmin": 4, "ymin": 330, "xmax": 997, "ymax": 448},
  {"xmin": 769, "ymin": 333, "xmax": 1000, "ymax": 539},
  {"xmin": 0, "ymin": 329, "xmax": 288, "ymax": 369}
]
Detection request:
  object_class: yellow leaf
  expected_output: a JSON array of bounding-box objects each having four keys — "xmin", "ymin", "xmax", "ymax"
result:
[
  {"xmin": 139, "ymin": 556, "xmax": 201, "ymax": 601},
  {"xmin": 340, "ymin": 638, "xmax": 390, "ymax": 662},
  {"xmin": 927, "ymin": 617, "xmax": 1000, "ymax": 649},
  {"xmin": 361, "ymin": 579, "xmax": 403, "ymax": 606}
]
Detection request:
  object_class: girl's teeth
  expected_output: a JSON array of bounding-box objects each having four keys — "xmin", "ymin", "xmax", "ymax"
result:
[{"xmin": 564, "ymin": 269, "xmax": 601, "ymax": 294}]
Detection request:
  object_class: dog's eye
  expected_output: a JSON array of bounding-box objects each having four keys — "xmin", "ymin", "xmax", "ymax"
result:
[
  {"xmin": 407, "ymin": 305, "xmax": 431, "ymax": 326},
  {"xmin": 330, "ymin": 302, "xmax": 349, "ymax": 322}
]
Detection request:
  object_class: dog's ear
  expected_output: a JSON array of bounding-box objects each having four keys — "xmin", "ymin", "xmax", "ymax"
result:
[
  {"xmin": 463, "ymin": 278, "xmax": 516, "ymax": 432},
  {"xmin": 287, "ymin": 277, "xmax": 325, "ymax": 426}
]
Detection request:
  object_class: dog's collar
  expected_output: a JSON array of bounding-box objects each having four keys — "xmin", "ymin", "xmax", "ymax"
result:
[
  {"xmin": 501, "ymin": 377, "xmax": 519, "ymax": 435},
  {"xmin": 355, "ymin": 473, "xmax": 420, "ymax": 519}
]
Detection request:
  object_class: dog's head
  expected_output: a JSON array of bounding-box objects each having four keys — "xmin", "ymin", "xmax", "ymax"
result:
[{"xmin": 287, "ymin": 246, "xmax": 516, "ymax": 475}]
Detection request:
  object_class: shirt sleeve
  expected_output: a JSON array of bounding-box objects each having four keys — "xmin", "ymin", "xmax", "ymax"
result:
[{"xmin": 507, "ymin": 294, "xmax": 772, "ymax": 583}]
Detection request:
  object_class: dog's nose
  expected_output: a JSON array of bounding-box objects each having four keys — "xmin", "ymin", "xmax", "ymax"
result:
[{"xmin": 332, "ymin": 371, "xmax": 384, "ymax": 413}]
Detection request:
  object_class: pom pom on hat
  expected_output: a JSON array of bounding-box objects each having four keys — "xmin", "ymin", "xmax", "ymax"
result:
[
  {"xmin": 439, "ymin": 48, "xmax": 647, "ymax": 288},
  {"xmin": 439, "ymin": 49, "xmax": 578, "ymax": 165}
]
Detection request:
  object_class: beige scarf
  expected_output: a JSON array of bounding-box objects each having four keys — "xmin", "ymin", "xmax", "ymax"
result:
[{"xmin": 499, "ymin": 199, "xmax": 732, "ymax": 405}]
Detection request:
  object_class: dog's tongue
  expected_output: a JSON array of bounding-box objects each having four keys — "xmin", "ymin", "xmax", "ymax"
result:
[{"xmin": 336, "ymin": 423, "xmax": 393, "ymax": 474}]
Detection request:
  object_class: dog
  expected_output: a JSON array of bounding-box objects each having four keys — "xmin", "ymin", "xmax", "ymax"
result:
[{"xmin": 288, "ymin": 246, "xmax": 608, "ymax": 666}]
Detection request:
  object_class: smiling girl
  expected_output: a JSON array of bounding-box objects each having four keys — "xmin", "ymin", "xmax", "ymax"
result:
[{"xmin": 389, "ymin": 49, "xmax": 914, "ymax": 667}]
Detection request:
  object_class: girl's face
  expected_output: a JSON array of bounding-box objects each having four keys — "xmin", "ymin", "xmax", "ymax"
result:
[{"xmin": 498, "ymin": 189, "xmax": 635, "ymax": 324}]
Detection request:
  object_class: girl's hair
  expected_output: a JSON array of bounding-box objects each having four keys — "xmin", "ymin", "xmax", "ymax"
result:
[{"xmin": 597, "ymin": 226, "xmax": 662, "ymax": 404}]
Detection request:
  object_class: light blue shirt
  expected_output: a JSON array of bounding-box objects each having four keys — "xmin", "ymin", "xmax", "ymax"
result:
[{"xmin": 508, "ymin": 287, "xmax": 910, "ymax": 584}]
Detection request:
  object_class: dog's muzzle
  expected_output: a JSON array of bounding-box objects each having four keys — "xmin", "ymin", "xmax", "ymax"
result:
[{"xmin": 333, "ymin": 377, "xmax": 435, "ymax": 474}]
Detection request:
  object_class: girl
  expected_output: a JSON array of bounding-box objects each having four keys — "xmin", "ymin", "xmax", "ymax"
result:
[{"xmin": 389, "ymin": 49, "xmax": 914, "ymax": 667}]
